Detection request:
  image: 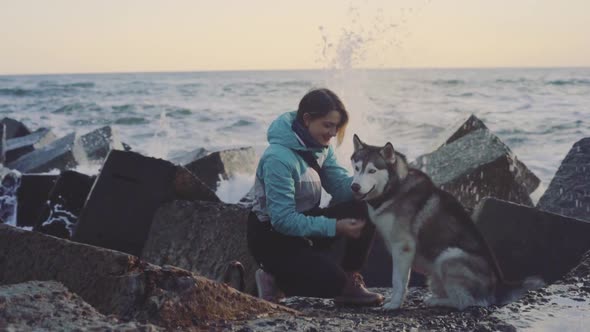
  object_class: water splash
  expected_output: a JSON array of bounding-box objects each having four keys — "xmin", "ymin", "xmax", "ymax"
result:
[
  {"xmin": 316, "ymin": 2, "xmax": 428, "ymax": 168},
  {"xmin": 215, "ymin": 173, "xmax": 255, "ymax": 204},
  {"xmin": 145, "ymin": 110, "xmax": 175, "ymax": 159}
]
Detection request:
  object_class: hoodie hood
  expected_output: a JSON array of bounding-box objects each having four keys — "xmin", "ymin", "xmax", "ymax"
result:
[{"xmin": 267, "ymin": 111, "xmax": 324, "ymax": 152}]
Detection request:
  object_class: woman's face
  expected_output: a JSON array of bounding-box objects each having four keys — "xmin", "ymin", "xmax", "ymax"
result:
[{"xmin": 303, "ymin": 110, "xmax": 341, "ymax": 146}]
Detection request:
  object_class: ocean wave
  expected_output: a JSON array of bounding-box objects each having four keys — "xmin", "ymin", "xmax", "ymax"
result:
[
  {"xmin": 432, "ymin": 79, "xmax": 465, "ymax": 86},
  {"xmin": 495, "ymin": 78, "xmax": 530, "ymax": 84},
  {"xmin": 114, "ymin": 117, "xmax": 150, "ymax": 125},
  {"xmin": 166, "ymin": 108, "xmax": 192, "ymax": 118},
  {"xmin": 112, "ymin": 104, "xmax": 137, "ymax": 113},
  {"xmin": 546, "ymin": 79, "xmax": 590, "ymax": 86},
  {"xmin": 38, "ymin": 81, "xmax": 95, "ymax": 88},
  {"xmin": 52, "ymin": 103, "xmax": 102, "ymax": 115},
  {"xmin": 0, "ymin": 88, "xmax": 37, "ymax": 97}
]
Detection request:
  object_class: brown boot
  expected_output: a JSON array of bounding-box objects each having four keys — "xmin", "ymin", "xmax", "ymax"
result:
[{"xmin": 334, "ymin": 272, "xmax": 384, "ymax": 306}]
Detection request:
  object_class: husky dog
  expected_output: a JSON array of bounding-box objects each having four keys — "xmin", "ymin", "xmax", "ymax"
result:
[{"xmin": 350, "ymin": 134, "xmax": 542, "ymax": 310}]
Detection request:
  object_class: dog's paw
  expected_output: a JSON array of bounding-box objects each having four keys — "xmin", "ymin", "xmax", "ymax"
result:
[
  {"xmin": 382, "ymin": 299, "xmax": 402, "ymax": 310},
  {"xmin": 424, "ymin": 295, "xmax": 448, "ymax": 307}
]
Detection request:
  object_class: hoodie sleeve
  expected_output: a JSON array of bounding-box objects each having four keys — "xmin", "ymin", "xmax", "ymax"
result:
[
  {"xmin": 262, "ymin": 156, "xmax": 337, "ymax": 237},
  {"xmin": 320, "ymin": 145, "xmax": 354, "ymax": 204}
]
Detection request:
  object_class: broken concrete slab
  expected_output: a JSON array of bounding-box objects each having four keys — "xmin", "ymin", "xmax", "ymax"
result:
[
  {"xmin": 0, "ymin": 224, "xmax": 295, "ymax": 329},
  {"xmin": 0, "ymin": 117, "xmax": 30, "ymax": 140},
  {"xmin": 73, "ymin": 150, "xmax": 220, "ymax": 256},
  {"xmin": 5, "ymin": 127, "xmax": 57, "ymax": 162},
  {"xmin": 174, "ymin": 166, "xmax": 220, "ymax": 203},
  {"xmin": 76, "ymin": 126, "xmax": 123, "ymax": 162},
  {"xmin": 72, "ymin": 150, "xmax": 177, "ymax": 256},
  {"xmin": 0, "ymin": 123, "xmax": 5, "ymax": 164},
  {"xmin": 35, "ymin": 171, "xmax": 95, "ymax": 239},
  {"xmin": 169, "ymin": 147, "xmax": 209, "ymax": 166},
  {"xmin": 0, "ymin": 281, "xmax": 163, "ymax": 331},
  {"xmin": 411, "ymin": 128, "xmax": 538, "ymax": 209},
  {"xmin": 437, "ymin": 113, "xmax": 489, "ymax": 148},
  {"xmin": 473, "ymin": 197, "xmax": 590, "ymax": 283},
  {"xmin": 16, "ymin": 174, "xmax": 59, "ymax": 228},
  {"xmin": 5, "ymin": 132, "xmax": 86, "ymax": 173},
  {"xmin": 184, "ymin": 147, "xmax": 257, "ymax": 191},
  {"xmin": 0, "ymin": 171, "xmax": 20, "ymax": 226},
  {"xmin": 142, "ymin": 200, "xmax": 258, "ymax": 294},
  {"xmin": 537, "ymin": 137, "xmax": 590, "ymax": 222}
]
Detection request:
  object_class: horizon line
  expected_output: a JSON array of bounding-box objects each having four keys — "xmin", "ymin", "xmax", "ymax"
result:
[{"xmin": 2, "ymin": 65, "xmax": 590, "ymax": 77}]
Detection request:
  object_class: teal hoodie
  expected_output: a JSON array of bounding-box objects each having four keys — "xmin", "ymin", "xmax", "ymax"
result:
[{"xmin": 251, "ymin": 111, "xmax": 353, "ymax": 237}]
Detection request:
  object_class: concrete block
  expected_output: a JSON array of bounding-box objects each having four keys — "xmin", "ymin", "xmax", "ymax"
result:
[
  {"xmin": 76, "ymin": 126, "xmax": 123, "ymax": 162},
  {"xmin": 142, "ymin": 200, "xmax": 258, "ymax": 294},
  {"xmin": 537, "ymin": 137, "xmax": 590, "ymax": 222},
  {"xmin": 0, "ymin": 117, "xmax": 30, "ymax": 140},
  {"xmin": 412, "ymin": 129, "xmax": 538, "ymax": 209},
  {"xmin": 6, "ymin": 133, "xmax": 86, "ymax": 173},
  {"xmin": 35, "ymin": 171, "xmax": 95, "ymax": 239},
  {"xmin": 184, "ymin": 147, "xmax": 257, "ymax": 191},
  {"xmin": 16, "ymin": 174, "xmax": 59, "ymax": 227},
  {"xmin": 473, "ymin": 197, "xmax": 590, "ymax": 283},
  {"xmin": 5, "ymin": 128, "xmax": 57, "ymax": 162},
  {"xmin": 72, "ymin": 150, "xmax": 177, "ymax": 256}
]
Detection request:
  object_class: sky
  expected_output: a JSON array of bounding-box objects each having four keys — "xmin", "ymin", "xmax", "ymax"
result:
[{"xmin": 1, "ymin": 0, "xmax": 589, "ymax": 75}]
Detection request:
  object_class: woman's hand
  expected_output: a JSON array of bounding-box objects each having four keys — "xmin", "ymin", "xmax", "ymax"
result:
[{"xmin": 336, "ymin": 218, "xmax": 366, "ymax": 239}]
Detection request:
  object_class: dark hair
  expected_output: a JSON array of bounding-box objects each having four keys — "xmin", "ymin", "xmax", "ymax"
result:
[{"xmin": 296, "ymin": 88, "xmax": 349, "ymax": 146}]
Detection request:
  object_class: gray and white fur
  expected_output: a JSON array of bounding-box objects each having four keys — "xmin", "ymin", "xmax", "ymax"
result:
[{"xmin": 350, "ymin": 134, "xmax": 543, "ymax": 310}]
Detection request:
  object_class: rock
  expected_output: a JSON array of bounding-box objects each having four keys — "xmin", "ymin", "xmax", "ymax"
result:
[
  {"xmin": 4, "ymin": 127, "xmax": 57, "ymax": 162},
  {"xmin": 72, "ymin": 150, "xmax": 177, "ymax": 256},
  {"xmin": 0, "ymin": 224, "xmax": 295, "ymax": 329},
  {"xmin": 492, "ymin": 250, "xmax": 590, "ymax": 330},
  {"xmin": 237, "ymin": 185, "xmax": 256, "ymax": 208},
  {"xmin": 174, "ymin": 166, "xmax": 220, "ymax": 203},
  {"xmin": 0, "ymin": 171, "xmax": 20, "ymax": 226},
  {"xmin": 122, "ymin": 142, "xmax": 133, "ymax": 151},
  {"xmin": 537, "ymin": 137, "xmax": 590, "ymax": 222},
  {"xmin": 437, "ymin": 113, "xmax": 489, "ymax": 148},
  {"xmin": 5, "ymin": 132, "xmax": 86, "ymax": 173},
  {"xmin": 473, "ymin": 197, "xmax": 590, "ymax": 283},
  {"xmin": 184, "ymin": 147, "xmax": 257, "ymax": 191},
  {"xmin": 16, "ymin": 174, "xmax": 59, "ymax": 227},
  {"xmin": 35, "ymin": 171, "xmax": 95, "ymax": 239},
  {"xmin": 0, "ymin": 281, "xmax": 162, "ymax": 331},
  {"xmin": 411, "ymin": 129, "xmax": 539, "ymax": 209},
  {"xmin": 0, "ymin": 117, "xmax": 30, "ymax": 140},
  {"xmin": 73, "ymin": 150, "xmax": 219, "ymax": 256},
  {"xmin": 76, "ymin": 126, "xmax": 123, "ymax": 162},
  {"xmin": 0, "ymin": 123, "xmax": 5, "ymax": 164},
  {"xmin": 142, "ymin": 200, "xmax": 258, "ymax": 294},
  {"xmin": 170, "ymin": 147, "xmax": 209, "ymax": 166}
]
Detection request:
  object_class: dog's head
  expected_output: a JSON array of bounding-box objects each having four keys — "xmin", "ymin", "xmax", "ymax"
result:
[{"xmin": 350, "ymin": 134, "xmax": 408, "ymax": 201}]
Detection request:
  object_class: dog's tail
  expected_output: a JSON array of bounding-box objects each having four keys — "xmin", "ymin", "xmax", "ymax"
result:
[{"xmin": 495, "ymin": 276, "xmax": 545, "ymax": 305}]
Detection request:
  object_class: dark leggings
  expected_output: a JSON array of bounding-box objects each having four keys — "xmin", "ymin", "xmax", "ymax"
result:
[{"xmin": 247, "ymin": 200, "xmax": 375, "ymax": 298}]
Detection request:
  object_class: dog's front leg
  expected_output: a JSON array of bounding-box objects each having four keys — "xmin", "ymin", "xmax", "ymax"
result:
[
  {"xmin": 384, "ymin": 242, "xmax": 415, "ymax": 310},
  {"xmin": 384, "ymin": 239, "xmax": 416, "ymax": 310}
]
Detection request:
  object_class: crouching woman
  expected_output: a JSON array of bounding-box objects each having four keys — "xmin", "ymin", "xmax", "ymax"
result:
[{"xmin": 247, "ymin": 88, "xmax": 384, "ymax": 306}]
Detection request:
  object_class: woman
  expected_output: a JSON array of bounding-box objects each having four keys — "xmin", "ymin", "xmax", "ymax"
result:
[{"xmin": 247, "ymin": 88, "xmax": 384, "ymax": 306}]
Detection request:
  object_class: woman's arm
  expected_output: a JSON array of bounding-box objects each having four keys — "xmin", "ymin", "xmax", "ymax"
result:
[
  {"xmin": 262, "ymin": 156, "xmax": 337, "ymax": 237},
  {"xmin": 320, "ymin": 145, "xmax": 354, "ymax": 204}
]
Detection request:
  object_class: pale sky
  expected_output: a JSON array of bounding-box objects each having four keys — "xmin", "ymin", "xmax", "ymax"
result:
[{"xmin": 1, "ymin": 0, "xmax": 589, "ymax": 75}]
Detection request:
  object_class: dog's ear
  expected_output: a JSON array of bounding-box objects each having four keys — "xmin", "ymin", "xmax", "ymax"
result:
[
  {"xmin": 353, "ymin": 134, "xmax": 365, "ymax": 152},
  {"xmin": 380, "ymin": 142, "xmax": 396, "ymax": 164}
]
